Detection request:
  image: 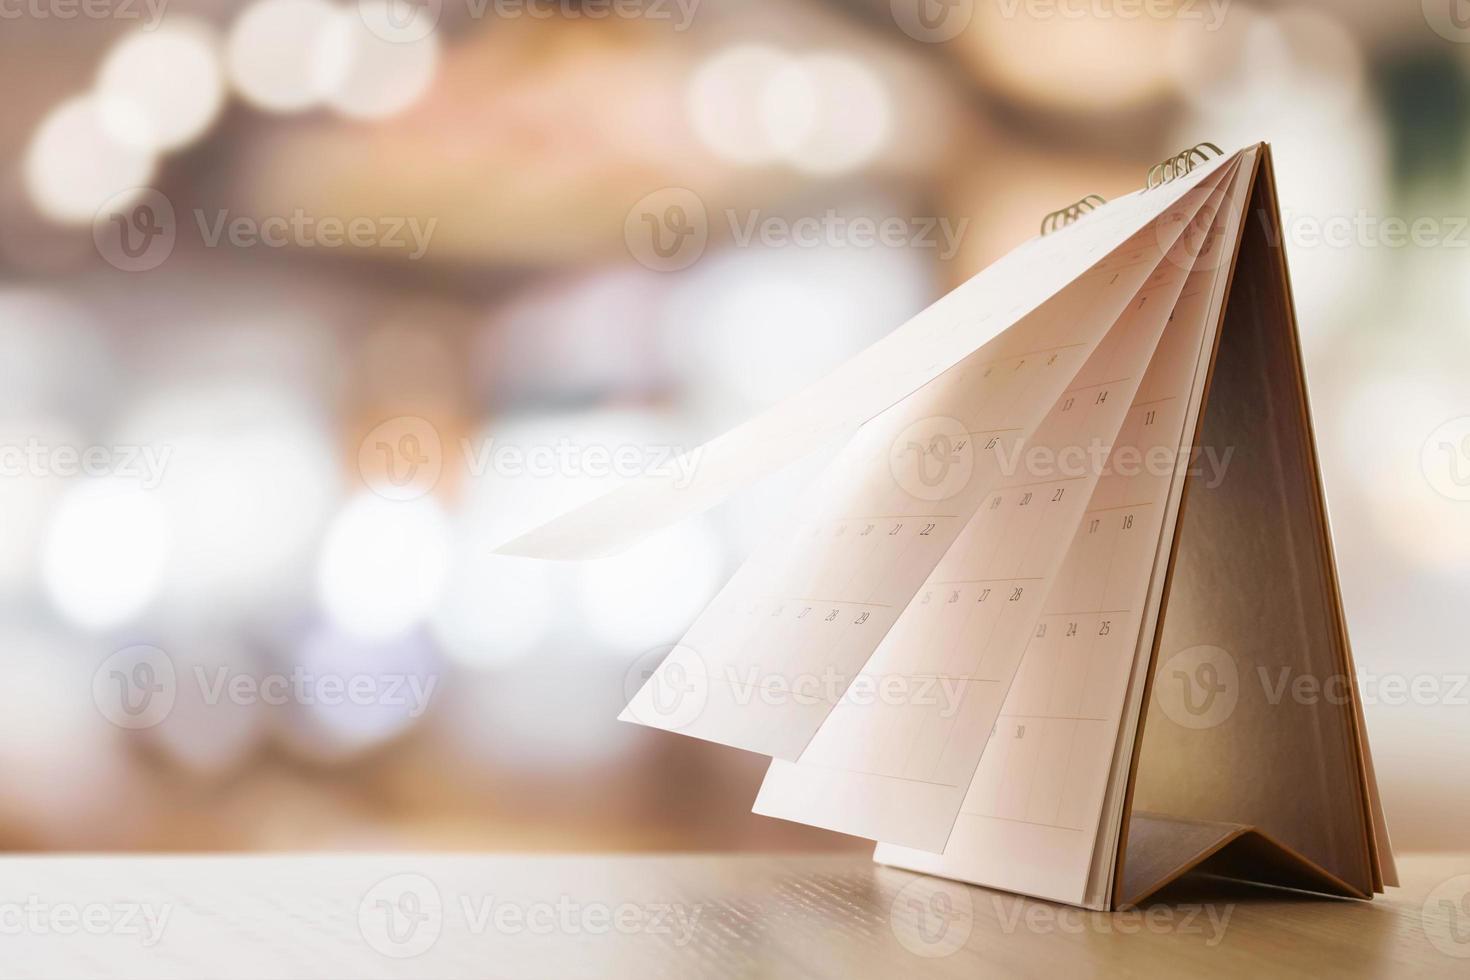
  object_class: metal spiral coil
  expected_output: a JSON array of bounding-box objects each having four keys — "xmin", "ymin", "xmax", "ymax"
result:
[
  {"xmin": 1145, "ymin": 141, "xmax": 1224, "ymax": 189},
  {"xmin": 1040, "ymin": 193, "xmax": 1109, "ymax": 236}
]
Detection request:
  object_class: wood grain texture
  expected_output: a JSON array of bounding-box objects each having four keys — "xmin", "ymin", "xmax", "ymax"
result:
[{"xmin": 0, "ymin": 852, "xmax": 1466, "ymax": 978}]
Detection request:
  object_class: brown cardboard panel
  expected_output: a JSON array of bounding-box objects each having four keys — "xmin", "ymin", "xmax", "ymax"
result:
[
  {"xmin": 1249, "ymin": 150, "xmax": 1396, "ymax": 891},
  {"xmin": 1123, "ymin": 154, "xmax": 1377, "ymax": 897},
  {"xmin": 1120, "ymin": 813, "xmax": 1366, "ymax": 905}
]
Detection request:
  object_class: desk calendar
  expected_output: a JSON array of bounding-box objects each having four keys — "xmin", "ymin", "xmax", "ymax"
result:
[{"xmin": 504, "ymin": 143, "xmax": 1397, "ymax": 910}]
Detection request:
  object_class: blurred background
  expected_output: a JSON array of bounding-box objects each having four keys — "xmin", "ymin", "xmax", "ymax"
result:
[{"xmin": 0, "ymin": 0, "xmax": 1465, "ymax": 855}]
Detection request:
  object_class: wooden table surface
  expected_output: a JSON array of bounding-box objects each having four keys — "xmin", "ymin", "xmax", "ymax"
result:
[{"xmin": 1, "ymin": 852, "xmax": 1467, "ymax": 978}]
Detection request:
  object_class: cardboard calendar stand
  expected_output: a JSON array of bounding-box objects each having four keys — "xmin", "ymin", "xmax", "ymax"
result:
[{"xmin": 1105, "ymin": 146, "xmax": 1395, "ymax": 905}]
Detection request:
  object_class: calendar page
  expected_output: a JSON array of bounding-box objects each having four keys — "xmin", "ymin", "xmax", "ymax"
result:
[
  {"xmin": 751, "ymin": 161, "xmax": 1247, "ymax": 852},
  {"xmin": 618, "ymin": 166, "xmax": 1242, "ymax": 761},
  {"xmin": 499, "ymin": 154, "xmax": 1239, "ymax": 562}
]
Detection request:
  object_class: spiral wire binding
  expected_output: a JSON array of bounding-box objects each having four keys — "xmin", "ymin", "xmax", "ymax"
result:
[
  {"xmin": 1038, "ymin": 141, "xmax": 1224, "ymax": 234},
  {"xmin": 1145, "ymin": 141, "xmax": 1224, "ymax": 189},
  {"xmin": 1039, "ymin": 193, "xmax": 1109, "ymax": 236}
]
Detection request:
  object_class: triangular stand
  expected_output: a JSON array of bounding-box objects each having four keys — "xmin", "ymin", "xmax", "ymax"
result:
[
  {"xmin": 1112, "ymin": 148, "xmax": 1392, "ymax": 907},
  {"xmin": 1119, "ymin": 813, "xmax": 1366, "ymax": 904}
]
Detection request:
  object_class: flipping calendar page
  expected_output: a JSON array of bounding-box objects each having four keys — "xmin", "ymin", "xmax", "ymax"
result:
[{"xmin": 503, "ymin": 142, "xmax": 1396, "ymax": 911}]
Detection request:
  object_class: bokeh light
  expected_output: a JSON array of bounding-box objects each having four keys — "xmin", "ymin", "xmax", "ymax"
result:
[
  {"xmin": 687, "ymin": 44, "xmax": 792, "ymax": 166},
  {"xmin": 273, "ymin": 622, "xmax": 442, "ymax": 762},
  {"xmin": 0, "ymin": 418, "xmax": 72, "ymax": 594},
  {"xmin": 660, "ymin": 237, "xmax": 932, "ymax": 412},
  {"xmin": 23, "ymin": 95, "xmax": 155, "ymax": 224},
  {"xmin": 762, "ymin": 53, "xmax": 892, "ymax": 175},
  {"xmin": 317, "ymin": 492, "xmax": 452, "ymax": 641},
  {"xmin": 317, "ymin": 0, "xmax": 441, "ymax": 119},
  {"xmin": 117, "ymin": 382, "xmax": 340, "ymax": 614},
  {"xmin": 96, "ymin": 20, "xmax": 226, "ymax": 152},
  {"xmin": 226, "ymin": 0, "xmax": 341, "ymax": 113},
  {"xmin": 41, "ymin": 476, "xmax": 170, "ymax": 631},
  {"xmin": 430, "ymin": 486, "xmax": 556, "ymax": 671},
  {"xmin": 689, "ymin": 45, "xmax": 891, "ymax": 174}
]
